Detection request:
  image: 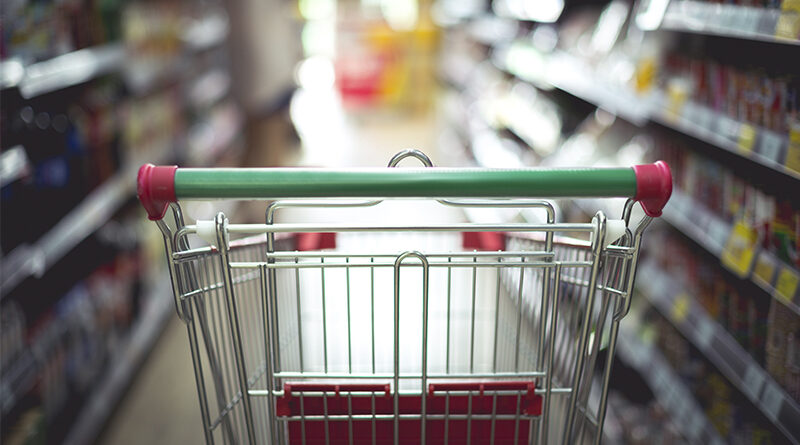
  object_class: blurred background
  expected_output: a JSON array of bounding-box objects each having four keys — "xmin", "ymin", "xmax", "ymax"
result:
[{"xmin": 1, "ymin": 0, "xmax": 800, "ymax": 443}]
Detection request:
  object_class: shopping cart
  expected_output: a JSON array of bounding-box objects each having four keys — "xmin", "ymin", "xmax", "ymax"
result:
[{"xmin": 137, "ymin": 150, "xmax": 671, "ymax": 445}]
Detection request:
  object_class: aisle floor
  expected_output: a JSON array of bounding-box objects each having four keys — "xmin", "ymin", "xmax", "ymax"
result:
[{"xmin": 99, "ymin": 91, "xmax": 446, "ymax": 444}]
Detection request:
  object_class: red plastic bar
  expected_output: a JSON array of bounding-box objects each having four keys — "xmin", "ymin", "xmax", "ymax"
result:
[
  {"xmin": 462, "ymin": 232, "xmax": 506, "ymax": 251},
  {"xmin": 137, "ymin": 164, "xmax": 177, "ymax": 221},
  {"xmin": 633, "ymin": 160, "xmax": 672, "ymax": 217}
]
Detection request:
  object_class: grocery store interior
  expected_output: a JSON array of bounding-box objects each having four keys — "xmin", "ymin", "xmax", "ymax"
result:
[{"xmin": 2, "ymin": 0, "xmax": 800, "ymax": 443}]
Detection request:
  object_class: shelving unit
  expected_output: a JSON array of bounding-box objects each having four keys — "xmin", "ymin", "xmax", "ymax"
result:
[
  {"xmin": 124, "ymin": 11, "xmax": 230, "ymax": 96},
  {"xmin": 494, "ymin": 44, "xmax": 800, "ymax": 181},
  {"xmin": 460, "ymin": 43, "xmax": 800, "ymax": 316},
  {"xmin": 663, "ymin": 191, "xmax": 800, "ymax": 314},
  {"xmin": 659, "ymin": 0, "xmax": 800, "ymax": 46},
  {"xmin": 0, "ymin": 145, "xmax": 174, "ymax": 297},
  {"xmin": 637, "ymin": 261, "xmax": 800, "ymax": 443},
  {"xmin": 463, "ymin": 138, "xmax": 725, "ymax": 444},
  {"xmin": 0, "ymin": 11, "xmax": 229, "ymax": 100},
  {"xmin": 445, "ymin": 5, "xmax": 800, "ymax": 437},
  {"xmin": 648, "ymin": 99, "xmax": 798, "ymax": 180},
  {"xmin": 0, "ymin": 3, "xmax": 240, "ymax": 444},
  {"xmin": 5, "ymin": 43, "xmax": 126, "ymax": 99},
  {"xmin": 487, "ymin": 29, "xmax": 800, "ymax": 319},
  {"xmin": 0, "ymin": 276, "xmax": 172, "ymax": 444},
  {"xmin": 62, "ymin": 276, "xmax": 172, "ymax": 445},
  {"xmin": 616, "ymin": 321, "xmax": 726, "ymax": 445}
]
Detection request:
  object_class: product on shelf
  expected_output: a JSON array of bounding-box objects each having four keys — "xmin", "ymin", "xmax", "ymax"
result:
[
  {"xmin": 605, "ymin": 392, "xmax": 683, "ymax": 444},
  {"xmin": 441, "ymin": 1, "xmax": 800, "ymax": 442},
  {"xmin": 640, "ymin": 304, "xmax": 780, "ymax": 442},
  {"xmin": 766, "ymin": 300, "xmax": 800, "ymax": 401},
  {"xmin": 0, "ymin": 0, "xmax": 123, "ymax": 63},
  {"xmin": 655, "ymin": 136, "xmax": 800, "ymax": 268},
  {"xmin": 0, "ymin": 302, "xmax": 25, "ymax": 371},
  {"xmin": 334, "ymin": 2, "xmax": 440, "ymax": 109},
  {"xmin": 2, "ymin": 1, "xmax": 235, "ymax": 444},
  {"xmin": 120, "ymin": 86, "xmax": 185, "ymax": 161},
  {"xmin": 122, "ymin": 1, "xmax": 185, "ymax": 82},
  {"xmin": 660, "ymin": 48, "xmax": 800, "ymax": 134},
  {"xmin": 0, "ymin": 212, "xmax": 146, "ymax": 445},
  {"xmin": 0, "ymin": 78, "xmax": 124, "ymax": 254}
]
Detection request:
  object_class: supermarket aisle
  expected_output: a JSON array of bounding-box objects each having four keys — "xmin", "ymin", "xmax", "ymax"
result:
[
  {"xmin": 99, "ymin": 319, "xmax": 204, "ymax": 444},
  {"xmin": 99, "ymin": 91, "xmax": 449, "ymax": 443}
]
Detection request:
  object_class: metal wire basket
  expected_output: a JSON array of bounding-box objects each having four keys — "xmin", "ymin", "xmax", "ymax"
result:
[{"xmin": 139, "ymin": 150, "xmax": 671, "ymax": 444}]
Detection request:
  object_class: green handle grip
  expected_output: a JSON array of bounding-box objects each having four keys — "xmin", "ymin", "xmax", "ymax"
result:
[{"xmin": 137, "ymin": 163, "xmax": 672, "ymax": 220}]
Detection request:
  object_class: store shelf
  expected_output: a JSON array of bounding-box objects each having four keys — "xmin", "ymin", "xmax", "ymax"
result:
[
  {"xmin": 0, "ymin": 11, "xmax": 228, "ymax": 100},
  {"xmin": 0, "ymin": 146, "xmax": 30, "ymax": 188},
  {"xmin": 648, "ymin": 97, "xmax": 799, "ymax": 181},
  {"xmin": 494, "ymin": 43, "xmax": 800, "ymax": 181},
  {"xmin": 663, "ymin": 190, "xmax": 800, "ymax": 315},
  {"xmin": 494, "ymin": 45, "xmax": 651, "ymax": 125},
  {"xmin": 659, "ymin": 1, "xmax": 800, "ymax": 46},
  {"xmin": 638, "ymin": 261, "xmax": 800, "ymax": 444},
  {"xmin": 460, "ymin": 61, "xmax": 800, "ymax": 315},
  {"xmin": 62, "ymin": 276, "xmax": 172, "ymax": 445},
  {"xmin": 547, "ymin": 172, "xmax": 800, "ymax": 316},
  {"xmin": 0, "ymin": 44, "xmax": 126, "ymax": 99},
  {"xmin": 616, "ymin": 321, "xmax": 725, "ymax": 445},
  {"xmin": 0, "ymin": 275, "xmax": 171, "ymax": 440},
  {"xmin": 468, "ymin": 138, "xmax": 722, "ymax": 443},
  {"xmin": 463, "ymin": 86, "xmax": 800, "ymax": 441},
  {"xmin": 0, "ymin": 342, "xmax": 40, "ymax": 416},
  {"xmin": 0, "ymin": 147, "xmax": 173, "ymax": 298},
  {"xmin": 462, "ymin": 50, "xmax": 800, "ymax": 312}
]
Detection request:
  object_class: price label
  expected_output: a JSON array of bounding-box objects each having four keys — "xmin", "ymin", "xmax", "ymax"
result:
[
  {"xmin": 708, "ymin": 219, "xmax": 732, "ymax": 253},
  {"xmin": 785, "ymin": 123, "xmax": 800, "ymax": 173},
  {"xmin": 737, "ymin": 7, "xmax": 759, "ymax": 33},
  {"xmin": 686, "ymin": 409, "xmax": 704, "ymax": 439},
  {"xmin": 753, "ymin": 252, "xmax": 778, "ymax": 287},
  {"xmin": 695, "ymin": 106, "xmax": 715, "ymax": 132},
  {"xmin": 671, "ymin": 292, "xmax": 691, "ymax": 323},
  {"xmin": 742, "ymin": 365, "xmax": 766, "ymax": 402},
  {"xmin": 775, "ymin": 266, "xmax": 800, "ymax": 303},
  {"xmin": 665, "ymin": 83, "xmax": 689, "ymax": 122},
  {"xmin": 695, "ymin": 208, "xmax": 712, "ymax": 232},
  {"xmin": 682, "ymin": 102, "xmax": 700, "ymax": 126},
  {"xmin": 738, "ymin": 124, "xmax": 757, "ymax": 153},
  {"xmin": 775, "ymin": 11, "xmax": 800, "ymax": 40},
  {"xmin": 758, "ymin": 9, "xmax": 782, "ymax": 35},
  {"xmin": 667, "ymin": 99, "xmax": 687, "ymax": 122},
  {"xmin": 759, "ymin": 130, "xmax": 787, "ymax": 164},
  {"xmin": 695, "ymin": 317, "xmax": 715, "ymax": 350},
  {"xmin": 720, "ymin": 5, "xmax": 737, "ymax": 29},
  {"xmin": 718, "ymin": 116, "xmax": 742, "ymax": 142},
  {"xmin": 721, "ymin": 222, "xmax": 759, "ymax": 278},
  {"xmin": 782, "ymin": 0, "xmax": 800, "ymax": 12},
  {"xmin": 761, "ymin": 381, "xmax": 784, "ymax": 423}
]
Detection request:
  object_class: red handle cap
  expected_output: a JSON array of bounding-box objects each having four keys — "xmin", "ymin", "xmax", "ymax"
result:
[
  {"xmin": 137, "ymin": 164, "xmax": 178, "ymax": 221},
  {"xmin": 633, "ymin": 161, "xmax": 672, "ymax": 217}
]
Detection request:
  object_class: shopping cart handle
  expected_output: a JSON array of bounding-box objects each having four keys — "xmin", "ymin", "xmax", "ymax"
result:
[{"xmin": 137, "ymin": 162, "xmax": 672, "ymax": 220}]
